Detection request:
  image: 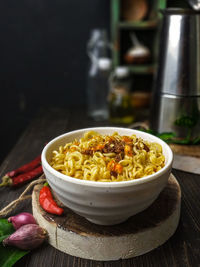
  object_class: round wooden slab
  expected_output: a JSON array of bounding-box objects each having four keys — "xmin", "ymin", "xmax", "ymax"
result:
[{"xmin": 32, "ymin": 174, "xmax": 181, "ymax": 261}]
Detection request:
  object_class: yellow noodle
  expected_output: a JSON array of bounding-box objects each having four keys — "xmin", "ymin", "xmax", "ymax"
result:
[{"xmin": 50, "ymin": 131, "xmax": 165, "ymax": 182}]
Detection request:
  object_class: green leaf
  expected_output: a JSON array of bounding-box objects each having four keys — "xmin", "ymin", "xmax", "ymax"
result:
[
  {"xmin": 0, "ymin": 219, "xmax": 29, "ymax": 267},
  {"xmin": 139, "ymin": 128, "xmax": 200, "ymax": 145},
  {"xmin": 0, "ymin": 244, "xmax": 28, "ymax": 267},
  {"xmin": 0, "ymin": 219, "xmax": 14, "ymax": 238},
  {"xmin": 139, "ymin": 128, "xmax": 156, "ymax": 135},
  {"xmin": 174, "ymin": 115, "xmax": 198, "ymax": 128},
  {"xmin": 157, "ymin": 132, "xmax": 176, "ymax": 142},
  {"xmin": 170, "ymin": 139, "xmax": 191, "ymax": 145},
  {"xmin": 192, "ymin": 136, "xmax": 200, "ymax": 145}
]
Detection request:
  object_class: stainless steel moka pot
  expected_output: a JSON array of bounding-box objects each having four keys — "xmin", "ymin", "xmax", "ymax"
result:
[{"xmin": 151, "ymin": 8, "xmax": 200, "ymax": 140}]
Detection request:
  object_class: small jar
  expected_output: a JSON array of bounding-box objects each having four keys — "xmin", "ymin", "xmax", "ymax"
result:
[{"xmin": 108, "ymin": 67, "xmax": 134, "ymax": 124}]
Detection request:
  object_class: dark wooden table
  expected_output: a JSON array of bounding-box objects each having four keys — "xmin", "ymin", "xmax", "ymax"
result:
[{"xmin": 0, "ymin": 107, "xmax": 200, "ymax": 267}]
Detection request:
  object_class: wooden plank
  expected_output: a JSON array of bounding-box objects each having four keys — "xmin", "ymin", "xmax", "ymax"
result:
[{"xmin": 118, "ymin": 20, "xmax": 159, "ymax": 29}]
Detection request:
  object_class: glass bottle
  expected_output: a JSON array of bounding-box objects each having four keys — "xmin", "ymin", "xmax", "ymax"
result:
[
  {"xmin": 108, "ymin": 67, "xmax": 134, "ymax": 124},
  {"xmin": 86, "ymin": 29, "xmax": 111, "ymax": 121},
  {"xmin": 87, "ymin": 58, "xmax": 111, "ymax": 121}
]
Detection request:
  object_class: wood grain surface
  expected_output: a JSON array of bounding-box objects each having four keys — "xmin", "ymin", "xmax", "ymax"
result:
[
  {"xmin": 32, "ymin": 175, "xmax": 181, "ymax": 260},
  {"xmin": 169, "ymin": 143, "xmax": 200, "ymax": 158},
  {"xmin": 0, "ymin": 107, "xmax": 200, "ymax": 267}
]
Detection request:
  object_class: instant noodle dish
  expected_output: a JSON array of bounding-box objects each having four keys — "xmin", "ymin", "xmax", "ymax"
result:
[
  {"xmin": 50, "ymin": 131, "xmax": 165, "ymax": 182},
  {"xmin": 41, "ymin": 127, "xmax": 173, "ymax": 225}
]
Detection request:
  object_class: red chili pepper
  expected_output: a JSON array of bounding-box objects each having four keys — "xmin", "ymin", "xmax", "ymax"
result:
[
  {"xmin": 5, "ymin": 155, "xmax": 41, "ymax": 178},
  {"xmin": 0, "ymin": 165, "xmax": 43, "ymax": 187},
  {"xmin": 39, "ymin": 184, "xmax": 64, "ymax": 215},
  {"xmin": 12, "ymin": 165, "xmax": 43, "ymax": 186}
]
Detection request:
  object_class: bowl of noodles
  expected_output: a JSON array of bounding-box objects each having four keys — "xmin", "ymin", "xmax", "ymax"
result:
[{"xmin": 41, "ymin": 127, "xmax": 173, "ymax": 225}]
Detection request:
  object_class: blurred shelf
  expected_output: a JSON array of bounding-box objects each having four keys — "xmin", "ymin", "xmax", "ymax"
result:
[
  {"xmin": 111, "ymin": 0, "xmax": 166, "ymax": 94},
  {"xmin": 124, "ymin": 64, "xmax": 156, "ymax": 74},
  {"xmin": 118, "ymin": 19, "xmax": 159, "ymax": 29}
]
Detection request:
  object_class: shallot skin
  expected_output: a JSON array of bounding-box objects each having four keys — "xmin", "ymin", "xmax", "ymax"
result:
[
  {"xmin": 3, "ymin": 224, "xmax": 47, "ymax": 250},
  {"xmin": 8, "ymin": 212, "xmax": 37, "ymax": 229}
]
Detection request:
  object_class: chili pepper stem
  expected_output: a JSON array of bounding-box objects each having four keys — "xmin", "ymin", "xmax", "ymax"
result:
[{"xmin": 0, "ymin": 175, "xmax": 12, "ymax": 187}]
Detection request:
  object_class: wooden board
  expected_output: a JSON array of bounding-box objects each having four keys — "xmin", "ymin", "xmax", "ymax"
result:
[
  {"xmin": 32, "ymin": 174, "xmax": 181, "ymax": 261},
  {"xmin": 170, "ymin": 144, "xmax": 200, "ymax": 158}
]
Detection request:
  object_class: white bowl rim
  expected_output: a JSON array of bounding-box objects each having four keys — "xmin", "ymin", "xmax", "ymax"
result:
[{"xmin": 41, "ymin": 127, "xmax": 173, "ymax": 188}]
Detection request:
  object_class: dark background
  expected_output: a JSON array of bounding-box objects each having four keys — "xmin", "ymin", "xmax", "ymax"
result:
[
  {"xmin": 0, "ymin": 0, "xmax": 110, "ymax": 163},
  {"xmin": 0, "ymin": 0, "xmax": 190, "ymax": 163}
]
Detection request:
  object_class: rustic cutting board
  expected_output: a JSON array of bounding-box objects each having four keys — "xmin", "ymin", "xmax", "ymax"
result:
[
  {"xmin": 169, "ymin": 144, "xmax": 200, "ymax": 157},
  {"xmin": 32, "ymin": 174, "xmax": 181, "ymax": 261}
]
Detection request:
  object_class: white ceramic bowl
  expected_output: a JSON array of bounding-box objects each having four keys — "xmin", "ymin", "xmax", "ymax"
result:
[{"xmin": 41, "ymin": 127, "xmax": 173, "ymax": 225}]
